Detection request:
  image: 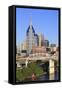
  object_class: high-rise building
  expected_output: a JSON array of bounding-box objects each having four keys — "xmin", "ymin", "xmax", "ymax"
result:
[
  {"xmin": 34, "ymin": 34, "xmax": 38, "ymax": 47},
  {"xmin": 17, "ymin": 44, "xmax": 21, "ymax": 55},
  {"xmin": 26, "ymin": 18, "xmax": 38, "ymax": 54},
  {"xmin": 44, "ymin": 40, "xmax": 49, "ymax": 47},
  {"xmin": 38, "ymin": 33, "xmax": 42, "ymax": 47},
  {"xmin": 50, "ymin": 44, "xmax": 56, "ymax": 47},
  {"xmin": 38, "ymin": 33, "xmax": 44, "ymax": 47},
  {"xmin": 21, "ymin": 40, "xmax": 27, "ymax": 50}
]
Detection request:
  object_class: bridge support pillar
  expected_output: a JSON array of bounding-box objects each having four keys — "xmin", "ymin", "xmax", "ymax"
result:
[
  {"xmin": 49, "ymin": 59, "xmax": 55, "ymax": 80},
  {"xmin": 25, "ymin": 60, "xmax": 28, "ymax": 68}
]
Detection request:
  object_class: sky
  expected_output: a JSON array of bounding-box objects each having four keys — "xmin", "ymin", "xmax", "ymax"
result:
[{"xmin": 16, "ymin": 7, "xmax": 59, "ymax": 46}]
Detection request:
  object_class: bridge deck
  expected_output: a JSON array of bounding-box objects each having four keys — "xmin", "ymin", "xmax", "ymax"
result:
[{"xmin": 16, "ymin": 55, "xmax": 58, "ymax": 62}]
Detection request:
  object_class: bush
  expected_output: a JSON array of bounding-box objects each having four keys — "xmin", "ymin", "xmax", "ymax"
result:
[{"xmin": 16, "ymin": 62, "xmax": 44, "ymax": 81}]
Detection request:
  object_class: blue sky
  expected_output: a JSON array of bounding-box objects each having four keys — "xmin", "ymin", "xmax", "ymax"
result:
[{"xmin": 16, "ymin": 8, "xmax": 59, "ymax": 46}]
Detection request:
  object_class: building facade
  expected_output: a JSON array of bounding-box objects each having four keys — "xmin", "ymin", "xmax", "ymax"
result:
[
  {"xmin": 38, "ymin": 33, "xmax": 44, "ymax": 47},
  {"xmin": 26, "ymin": 20, "xmax": 38, "ymax": 54}
]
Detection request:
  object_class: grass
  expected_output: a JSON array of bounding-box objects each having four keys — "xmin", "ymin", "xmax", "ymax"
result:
[{"xmin": 16, "ymin": 62, "xmax": 44, "ymax": 81}]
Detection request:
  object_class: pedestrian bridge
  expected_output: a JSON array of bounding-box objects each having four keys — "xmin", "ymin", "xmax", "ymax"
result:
[{"xmin": 16, "ymin": 53, "xmax": 58, "ymax": 62}]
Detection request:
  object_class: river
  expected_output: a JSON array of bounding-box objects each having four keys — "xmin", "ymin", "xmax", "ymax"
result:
[
  {"xmin": 37, "ymin": 71, "xmax": 59, "ymax": 81},
  {"xmin": 36, "ymin": 61, "xmax": 59, "ymax": 81}
]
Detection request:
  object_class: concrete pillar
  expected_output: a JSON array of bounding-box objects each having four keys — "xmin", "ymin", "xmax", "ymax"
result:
[
  {"xmin": 49, "ymin": 59, "xmax": 55, "ymax": 80},
  {"xmin": 25, "ymin": 59, "xmax": 28, "ymax": 68}
]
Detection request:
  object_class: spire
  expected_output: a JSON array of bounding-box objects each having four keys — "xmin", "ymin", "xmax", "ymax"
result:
[{"xmin": 30, "ymin": 17, "xmax": 32, "ymax": 29}]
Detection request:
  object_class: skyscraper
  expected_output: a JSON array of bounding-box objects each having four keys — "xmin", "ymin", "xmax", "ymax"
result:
[
  {"xmin": 21, "ymin": 40, "xmax": 27, "ymax": 50},
  {"xmin": 17, "ymin": 44, "xmax": 21, "ymax": 55},
  {"xmin": 34, "ymin": 34, "xmax": 38, "ymax": 47},
  {"xmin": 38, "ymin": 33, "xmax": 44, "ymax": 47},
  {"xmin": 26, "ymin": 18, "xmax": 38, "ymax": 54},
  {"xmin": 44, "ymin": 40, "xmax": 49, "ymax": 47}
]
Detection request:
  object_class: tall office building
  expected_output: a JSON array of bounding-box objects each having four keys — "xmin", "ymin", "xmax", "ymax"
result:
[
  {"xmin": 38, "ymin": 33, "xmax": 44, "ymax": 47},
  {"xmin": 50, "ymin": 44, "xmax": 56, "ymax": 47},
  {"xmin": 21, "ymin": 40, "xmax": 27, "ymax": 50},
  {"xmin": 44, "ymin": 40, "xmax": 49, "ymax": 47},
  {"xmin": 26, "ymin": 18, "xmax": 38, "ymax": 54},
  {"xmin": 34, "ymin": 34, "xmax": 38, "ymax": 46},
  {"xmin": 17, "ymin": 44, "xmax": 21, "ymax": 55}
]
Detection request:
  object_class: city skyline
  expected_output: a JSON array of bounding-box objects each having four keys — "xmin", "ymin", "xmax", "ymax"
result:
[{"xmin": 16, "ymin": 8, "xmax": 59, "ymax": 46}]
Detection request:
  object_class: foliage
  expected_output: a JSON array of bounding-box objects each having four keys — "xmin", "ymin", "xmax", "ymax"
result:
[{"xmin": 16, "ymin": 62, "xmax": 44, "ymax": 81}]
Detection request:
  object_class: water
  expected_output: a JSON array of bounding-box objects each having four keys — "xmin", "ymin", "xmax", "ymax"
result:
[
  {"xmin": 24, "ymin": 71, "xmax": 59, "ymax": 81},
  {"xmin": 37, "ymin": 61, "xmax": 59, "ymax": 81},
  {"xmin": 38, "ymin": 71, "xmax": 59, "ymax": 81}
]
